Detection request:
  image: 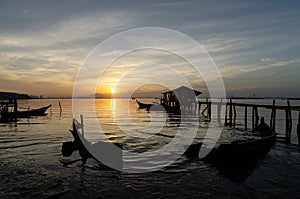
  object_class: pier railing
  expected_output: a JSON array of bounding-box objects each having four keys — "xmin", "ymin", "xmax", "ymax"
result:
[{"xmin": 198, "ymin": 99, "xmax": 300, "ymax": 145}]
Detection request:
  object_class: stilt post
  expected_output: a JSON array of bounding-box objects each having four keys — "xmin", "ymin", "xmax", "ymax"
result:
[
  {"xmin": 252, "ymin": 106, "xmax": 255, "ymax": 132},
  {"xmin": 285, "ymin": 101, "xmax": 291, "ymax": 143},
  {"xmin": 208, "ymin": 101, "xmax": 211, "ymax": 121},
  {"xmin": 217, "ymin": 99, "xmax": 222, "ymax": 124},
  {"xmin": 244, "ymin": 106, "xmax": 247, "ymax": 131},
  {"xmin": 297, "ymin": 111, "xmax": 300, "ymax": 146},
  {"xmin": 229, "ymin": 98, "xmax": 233, "ymax": 127},
  {"xmin": 270, "ymin": 100, "xmax": 275, "ymax": 130},
  {"xmin": 80, "ymin": 114, "xmax": 84, "ymax": 137}
]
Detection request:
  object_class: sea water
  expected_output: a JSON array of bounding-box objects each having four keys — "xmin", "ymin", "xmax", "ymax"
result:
[{"xmin": 0, "ymin": 99, "xmax": 300, "ymax": 198}]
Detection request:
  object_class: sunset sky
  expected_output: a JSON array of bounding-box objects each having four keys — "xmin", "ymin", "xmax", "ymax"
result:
[{"xmin": 0, "ymin": 0, "xmax": 299, "ymax": 97}]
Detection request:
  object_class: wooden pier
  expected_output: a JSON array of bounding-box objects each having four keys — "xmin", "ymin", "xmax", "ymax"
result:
[{"xmin": 198, "ymin": 99, "xmax": 300, "ymax": 145}]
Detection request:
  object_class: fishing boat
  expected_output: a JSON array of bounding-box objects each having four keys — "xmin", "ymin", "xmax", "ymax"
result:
[
  {"xmin": 185, "ymin": 120, "xmax": 276, "ymax": 161},
  {"xmin": 207, "ymin": 132, "xmax": 276, "ymax": 161},
  {"xmin": 0, "ymin": 104, "xmax": 52, "ymax": 121},
  {"xmin": 61, "ymin": 119, "xmax": 123, "ymax": 165},
  {"xmin": 136, "ymin": 100, "xmax": 153, "ymax": 109}
]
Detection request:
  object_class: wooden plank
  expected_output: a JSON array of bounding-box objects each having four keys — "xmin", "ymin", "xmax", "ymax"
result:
[{"xmin": 196, "ymin": 101, "xmax": 300, "ymax": 110}]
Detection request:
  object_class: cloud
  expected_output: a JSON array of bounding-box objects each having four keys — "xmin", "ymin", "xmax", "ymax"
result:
[
  {"xmin": 0, "ymin": 1, "xmax": 300, "ymax": 96},
  {"xmin": 260, "ymin": 57, "xmax": 273, "ymax": 62}
]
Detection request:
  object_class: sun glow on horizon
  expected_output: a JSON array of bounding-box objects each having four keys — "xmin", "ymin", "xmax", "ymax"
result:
[{"xmin": 111, "ymin": 87, "xmax": 116, "ymax": 94}]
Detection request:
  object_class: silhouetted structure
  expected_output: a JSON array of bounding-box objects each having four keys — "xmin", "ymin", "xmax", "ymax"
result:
[
  {"xmin": 160, "ymin": 86, "xmax": 202, "ymax": 114},
  {"xmin": 0, "ymin": 99, "xmax": 51, "ymax": 122}
]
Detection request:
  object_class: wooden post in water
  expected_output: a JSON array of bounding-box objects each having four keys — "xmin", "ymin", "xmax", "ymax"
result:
[
  {"xmin": 285, "ymin": 101, "xmax": 292, "ymax": 143},
  {"xmin": 225, "ymin": 104, "xmax": 228, "ymax": 125},
  {"xmin": 13, "ymin": 98, "xmax": 18, "ymax": 114},
  {"xmin": 229, "ymin": 98, "xmax": 233, "ymax": 127},
  {"xmin": 273, "ymin": 106, "xmax": 277, "ymax": 132},
  {"xmin": 59, "ymin": 101, "xmax": 62, "ymax": 113},
  {"xmin": 252, "ymin": 106, "xmax": 254, "ymax": 131},
  {"xmin": 208, "ymin": 101, "xmax": 211, "ymax": 121},
  {"xmin": 233, "ymin": 104, "xmax": 237, "ymax": 126},
  {"xmin": 13, "ymin": 98, "xmax": 18, "ymax": 121},
  {"xmin": 80, "ymin": 114, "xmax": 85, "ymax": 137},
  {"xmin": 255, "ymin": 106, "xmax": 259, "ymax": 128},
  {"xmin": 288, "ymin": 101, "xmax": 292, "ymax": 142},
  {"xmin": 297, "ymin": 111, "xmax": 300, "ymax": 146},
  {"xmin": 217, "ymin": 99, "xmax": 222, "ymax": 124},
  {"xmin": 244, "ymin": 106, "xmax": 247, "ymax": 131},
  {"xmin": 270, "ymin": 100, "xmax": 275, "ymax": 130}
]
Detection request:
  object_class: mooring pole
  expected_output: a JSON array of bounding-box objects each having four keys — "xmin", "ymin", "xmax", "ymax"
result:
[
  {"xmin": 244, "ymin": 106, "xmax": 247, "ymax": 131},
  {"xmin": 217, "ymin": 99, "xmax": 222, "ymax": 124},
  {"xmin": 208, "ymin": 101, "xmax": 211, "ymax": 121},
  {"xmin": 233, "ymin": 105, "xmax": 237, "ymax": 126},
  {"xmin": 225, "ymin": 104, "xmax": 228, "ymax": 125},
  {"xmin": 273, "ymin": 108, "xmax": 277, "ymax": 132},
  {"xmin": 288, "ymin": 101, "xmax": 292, "ymax": 142},
  {"xmin": 297, "ymin": 111, "xmax": 300, "ymax": 146},
  {"xmin": 255, "ymin": 106, "xmax": 259, "ymax": 129},
  {"xmin": 252, "ymin": 106, "xmax": 255, "ymax": 132},
  {"xmin": 13, "ymin": 98, "xmax": 18, "ymax": 113},
  {"xmin": 59, "ymin": 101, "xmax": 62, "ymax": 114},
  {"xmin": 285, "ymin": 101, "xmax": 291, "ymax": 143},
  {"xmin": 80, "ymin": 114, "xmax": 85, "ymax": 138},
  {"xmin": 270, "ymin": 100, "xmax": 275, "ymax": 129},
  {"xmin": 229, "ymin": 98, "xmax": 233, "ymax": 127}
]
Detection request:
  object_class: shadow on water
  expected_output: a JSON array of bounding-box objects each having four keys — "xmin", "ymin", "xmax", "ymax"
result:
[
  {"xmin": 184, "ymin": 142, "xmax": 273, "ymax": 183},
  {"xmin": 207, "ymin": 152, "xmax": 271, "ymax": 183}
]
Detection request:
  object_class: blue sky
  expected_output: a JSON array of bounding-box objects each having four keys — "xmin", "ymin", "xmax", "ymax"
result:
[{"xmin": 0, "ymin": 0, "xmax": 299, "ymax": 97}]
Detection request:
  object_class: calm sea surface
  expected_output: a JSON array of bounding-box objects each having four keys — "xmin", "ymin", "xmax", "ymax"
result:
[{"xmin": 1, "ymin": 99, "xmax": 300, "ymax": 198}]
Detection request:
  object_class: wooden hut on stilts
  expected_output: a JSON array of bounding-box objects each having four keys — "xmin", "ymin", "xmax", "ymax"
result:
[{"xmin": 160, "ymin": 86, "xmax": 202, "ymax": 114}]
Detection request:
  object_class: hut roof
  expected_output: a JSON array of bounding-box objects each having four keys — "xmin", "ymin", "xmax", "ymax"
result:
[{"xmin": 161, "ymin": 86, "xmax": 202, "ymax": 96}]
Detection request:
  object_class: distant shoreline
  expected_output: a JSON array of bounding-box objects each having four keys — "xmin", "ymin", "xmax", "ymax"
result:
[{"xmin": 1, "ymin": 91, "xmax": 300, "ymax": 100}]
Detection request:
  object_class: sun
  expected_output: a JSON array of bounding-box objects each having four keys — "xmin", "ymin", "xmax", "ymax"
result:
[{"xmin": 111, "ymin": 88, "xmax": 116, "ymax": 94}]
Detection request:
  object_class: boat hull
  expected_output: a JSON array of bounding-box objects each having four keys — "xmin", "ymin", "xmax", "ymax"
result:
[{"xmin": 0, "ymin": 104, "xmax": 51, "ymax": 120}]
